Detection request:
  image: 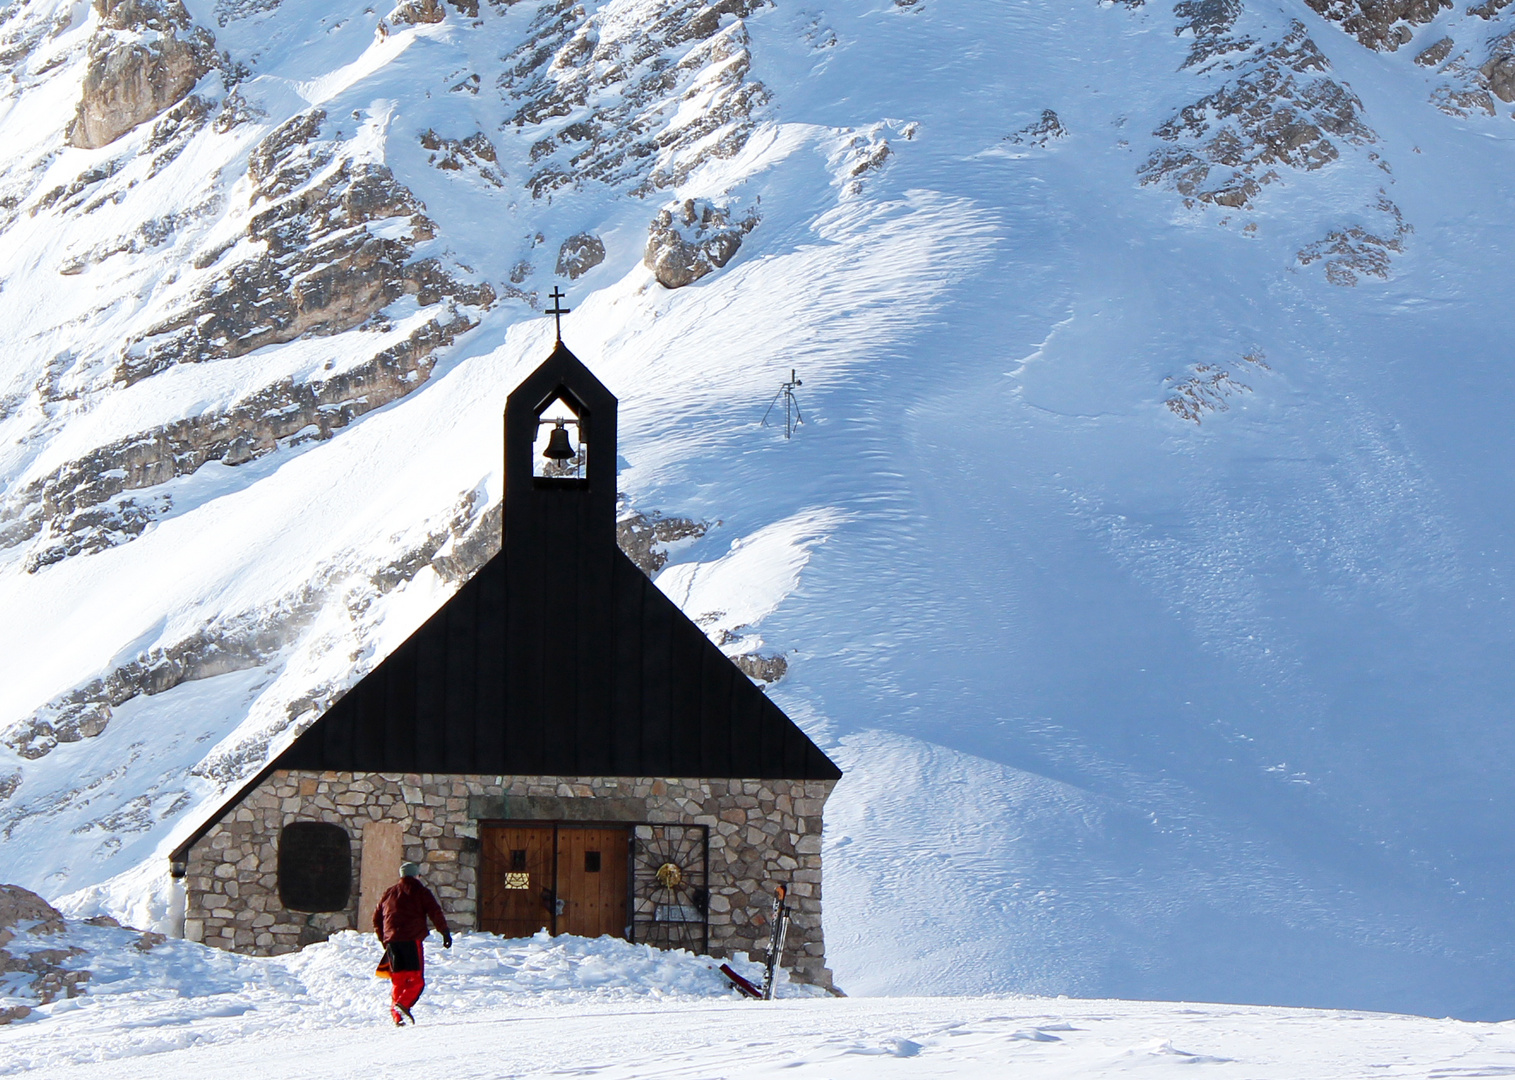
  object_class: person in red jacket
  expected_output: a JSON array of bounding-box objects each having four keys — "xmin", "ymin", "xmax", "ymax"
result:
[{"xmin": 373, "ymin": 861, "xmax": 452, "ymax": 1025}]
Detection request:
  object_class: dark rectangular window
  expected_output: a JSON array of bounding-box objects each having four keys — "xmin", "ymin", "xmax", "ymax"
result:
[
  {"xmin": 510, "ymin": 849, "xmax": 527, "ymax": 871},
  {"xmin": 584, "ymin": 850, "xmax": 601, "ymax": 873},
  {"xmin": 278, "ymin": 821, "xmax": 352, "ymax": 912}
]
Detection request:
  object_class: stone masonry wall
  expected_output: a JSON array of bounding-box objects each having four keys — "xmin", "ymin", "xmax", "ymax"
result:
[{"xmin": 183, "ymin": 772, "xmax": 836, "ymax": 988}]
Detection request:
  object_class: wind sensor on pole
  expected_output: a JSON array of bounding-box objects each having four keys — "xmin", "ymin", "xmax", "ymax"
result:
[
  {"xmin": 546, "ymin": 286, "xmax": 570, "ymax": 341},
  {"xmin": 762, "ymin": 369, "xmax": 803, "ymax": 439}
]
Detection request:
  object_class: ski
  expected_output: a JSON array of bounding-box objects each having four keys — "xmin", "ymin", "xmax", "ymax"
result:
[
  {"xmin": 721, "ymin": 883, "xmax": 793, "ymax": 1001},
  {"xmin": 761, "ymin": 883, "xmax": 792, "ymax": 1001},
  {"xmin": 719, "ymin": 963, "xmax": 764, "ymax": 999}
]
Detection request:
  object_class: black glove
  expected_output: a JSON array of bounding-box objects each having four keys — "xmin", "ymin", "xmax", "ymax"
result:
[{"xmin": 442, "ymin": 931, "xmax": 453, "ymax": 949}]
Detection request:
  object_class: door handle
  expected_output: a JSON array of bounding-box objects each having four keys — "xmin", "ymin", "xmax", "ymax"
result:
[{"xmin": 555, "ymin": 898, "xmax": 566, "ymax": 915}]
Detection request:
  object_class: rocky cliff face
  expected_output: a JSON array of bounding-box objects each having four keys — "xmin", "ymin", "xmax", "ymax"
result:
[
  {"xmin": 69, "ymin": 0, "xmax": 219, "ymax": 149},
  {"xmin": 1, "ymin": 101, "xmax": 495, "ymax": 570},
  {"xmin": 501, "ymin": 0, "xmax": 770, "ymax": 196}
]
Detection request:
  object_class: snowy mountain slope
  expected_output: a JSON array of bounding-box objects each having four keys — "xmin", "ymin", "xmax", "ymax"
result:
[{"xmin": 2, "ymin": 0, "xmax": 1515, "ymax": 1018}]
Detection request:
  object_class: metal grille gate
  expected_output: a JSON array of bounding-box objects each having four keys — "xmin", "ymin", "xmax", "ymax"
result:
[{"xmin": 628, "ymin": 824, "xmax": 709, "ymax": 953}]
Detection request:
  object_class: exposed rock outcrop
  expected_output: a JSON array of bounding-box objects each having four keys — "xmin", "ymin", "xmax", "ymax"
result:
[
  {"xmin": 1170, "ymin": 0, "xmax": 1256, "ymax": 71},
  {"xmin": 420, "ymin": 129, "xmax": 505, "ymax": 186},
  {"xmin": 644, "ymin": 198, "xmax": 757, "ymax": 289},
  {"xmin": 118, "ymin": 109, "xmax": 490, "ymax": 383},
  {"xmin": 0, "ymin": 885, "xmax": 89, "ymax": 1023},
  {"xmin": 1297, "ymin": 194, "xmax": 1412, "ymax": 285},
  {"xmin": 3, "ymin": 312, "xmax": 480, "ymax": 571},
  {"xmin": 1421, "ymin": 39, "xmax": 1501, "ymax": 116},
  {"xmin": 1300, "ymin": 0, "xmax": 1449, "ymax": 51},
  {"xmin": 0, "ymin": 4, "xmax": 54, "ymax": 87},
  {"xmin": 2, "ymin": 605, "xmax": 308, "ymax": 760},
  {"xmin": 0, "ymin": 105, "xmax": 499, "ymax": 571},
  {"xmin": 556, "ymin": 232, "xmax": 606, "ymax": 279},
  {"xmin": 1431, "ymin": 82, "xmax": 1499, "ymax": 116},
  {"xmin": 1142, "ymin": 20, "xmax": 1376, "ymax": 209},
  {"xmin": 731, "ymin": 651, "xmax": 788, "ymax": 685},
  {"xmin": 3, "ymin": 485, "xmax": 497, "ymax": 772},
  {"xmin": 1165, "ymin": 353, "xmax": 1269, "ymax": 423},
  {"xmin": 501, "ymin": 0, "xmax": 771, "ymax": 197},
  {"xmin": 1482, "ymin": 32, "xmax": 1515, "ymax": 103},
  {"xmin": 68, "ymin": 0, "xmax": 218, "ymax": 149},
  {"xmin": 616, "ymin": 504, "xmax": 710, "ymax": 575},
  {"xmin": 1007, "ymin": 109, "xmax": 1067, "ymax": 146},
  {"xmin": 1414, "ymin": 36, "xmax": 1453, "ymax": 66},
  {"xmin": 0, "ymin": 884, "xmax": 64, "ymax": 937},
  {"xmin": 391, "ymin": 0, "xmax": 447, "ymax": 23},
  {"xmin": 31, "ymin": 157, "xmax": 130, "ymax": 219},
  {"xmin": 832, "ymin": 126, "xmax": 894, "ymax": 196}
]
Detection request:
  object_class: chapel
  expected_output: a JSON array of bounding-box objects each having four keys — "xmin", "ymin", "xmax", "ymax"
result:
[{"xmin": 167, "ymin": 335, "xmax": 841, "ymax": 991}]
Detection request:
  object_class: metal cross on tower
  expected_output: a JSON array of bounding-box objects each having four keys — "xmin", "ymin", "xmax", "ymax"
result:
[{"xmin": 546, "ymin": 286, "xmax": 571, "ymax": 341}]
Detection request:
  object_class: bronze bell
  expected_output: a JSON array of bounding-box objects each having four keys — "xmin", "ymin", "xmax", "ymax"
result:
[{"xmin": 543, "ymin": 421, "xmax": 575, "ymax": 461}]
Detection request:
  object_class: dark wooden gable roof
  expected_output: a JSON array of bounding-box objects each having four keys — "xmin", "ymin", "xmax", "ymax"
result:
[{"xmin": 271, "ymin": 341, "xmax": 839, "ymax": 781}]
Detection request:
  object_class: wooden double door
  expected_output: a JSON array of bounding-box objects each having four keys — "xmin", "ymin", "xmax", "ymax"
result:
[{"xmin": 479, "ymin": 823, "xmax": 630, "ymax": 939}]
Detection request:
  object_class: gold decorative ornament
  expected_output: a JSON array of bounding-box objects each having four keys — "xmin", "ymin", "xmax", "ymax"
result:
[{"xmin": 655, "ymin": 862, "xmax": 683, "ymax": 889}]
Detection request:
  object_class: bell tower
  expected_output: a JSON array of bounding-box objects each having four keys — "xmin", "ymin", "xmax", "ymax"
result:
[{"xmin": 500, "ymin": 325, "xmax": 620, "ymax": 768}]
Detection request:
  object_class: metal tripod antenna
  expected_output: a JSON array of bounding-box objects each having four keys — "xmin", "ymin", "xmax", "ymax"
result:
[{"xmin": 761, "ymin": 369, "xmax": 804, "ymax": 439}]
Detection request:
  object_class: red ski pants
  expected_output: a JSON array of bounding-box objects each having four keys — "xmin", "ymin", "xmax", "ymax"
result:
[{"xmin": 390, "ymin": 942, "xmax": 425, "ymax": 1013}]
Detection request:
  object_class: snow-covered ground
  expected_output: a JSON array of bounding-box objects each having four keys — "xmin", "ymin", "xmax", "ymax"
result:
[
  {"xmin": 28, "ymin": 997, "xmax": 1515, "ymax": 1080},
  {"xmin": 7, "ymin": 926, "xmax": 1515, "ymax": 1079}
]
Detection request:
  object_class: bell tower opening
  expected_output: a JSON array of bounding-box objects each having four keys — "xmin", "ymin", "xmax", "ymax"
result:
[{"xmin": 533, "ymin": 394, "xmax": 588, "ymax": 481}]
